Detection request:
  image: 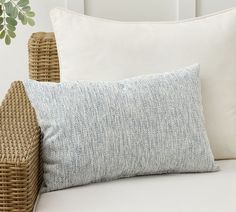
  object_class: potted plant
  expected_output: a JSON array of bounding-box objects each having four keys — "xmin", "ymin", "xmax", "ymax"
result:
[{"xmin": 0, "ymin": 0, "xmax": 35, "ymax": 45}]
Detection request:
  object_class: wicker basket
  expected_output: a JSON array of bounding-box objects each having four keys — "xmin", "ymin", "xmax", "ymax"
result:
[{"xmin": 0, "ymin": 32, "xmax": 59, "ymax": 212}]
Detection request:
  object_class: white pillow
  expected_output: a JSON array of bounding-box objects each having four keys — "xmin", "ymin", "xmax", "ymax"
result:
[{"xmin": 50, "ymin": 7, "xmax": 236, "ymax": 159}]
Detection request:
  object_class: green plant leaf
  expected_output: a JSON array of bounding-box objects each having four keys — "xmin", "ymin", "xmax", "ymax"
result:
[
  {"xmin": 27, "ymin": 17, "xmax": 35, "ymax": 26},
  {"xmin": 26, "ymin": 11, "xmax": 35, "ymax": 17},
  {"xmin": 0, "ymin": 5, "xmax": 3, "ymax": 16},
  {"xmin": 4, "ymin": 1, "xmax": 14, "ymax": 16},
  {"xmin": 4, "ymin": 2, "xmax": 18, "ymax": 18},
  {"xmin": 5, "ymin": 34, "xmax": 11, "ymax": 45},
  {"xmin": 12, "ymin": 7, "xmax": 18, "ymax": 18},
  {"xmin": 17, "ymin": 0, "xmax": 29, "ymax": 7},
  {"xmin": 6, "ymin": 17, "xmax": 17, "ymax": 26},
  {"xmin": 8, "ymin": 30, "xmax": 16, "ymax": 38},
  {"xmin": 18, "ymin": 12, "xmax": 27, "ymax": 25},
  {"xmin": 0, "ymin": 0, "xmax": 36, "ymax": 45},
  {"xmin": 0, "ymin": 30, "xmax": 5, "ymax": 39},
  {"xmin": 7, "ymin": 24, "xmax": 16, "ymax": 31},
  {"xmin": 22, "ymin": 6, "xmax": 31, "ymax": 12}
]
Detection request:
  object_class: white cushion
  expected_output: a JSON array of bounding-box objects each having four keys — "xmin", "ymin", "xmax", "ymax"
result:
[
  {"xmin": 35, "ymin": 160, "xmax": 236, "ymax": 212},
  {"xmin": 51, "ymin": 8, "xmax": 236, "ymax": 159}
]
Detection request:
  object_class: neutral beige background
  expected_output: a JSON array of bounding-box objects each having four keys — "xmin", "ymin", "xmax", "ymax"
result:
[{"xmin": 1, "ymin": 0, "xmax": 236, "ymax": 101}]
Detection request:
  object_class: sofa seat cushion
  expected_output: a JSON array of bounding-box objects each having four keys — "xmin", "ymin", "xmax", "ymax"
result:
[{"xmin": 34, "ymin": 160, "xmax": 236, "ymax": 212}]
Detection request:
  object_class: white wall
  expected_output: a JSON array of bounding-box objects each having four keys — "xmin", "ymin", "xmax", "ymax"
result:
[
  {"xmin": 85, "ymin": 0, "xmax": 177, "ymax": 21},
  {"xmin": 1, "ymin": 0, "xmax": 236, "ymax": 101},
  {"xmin": 197, "ymin": 0, "xmax": 236, "ymax": 16}
]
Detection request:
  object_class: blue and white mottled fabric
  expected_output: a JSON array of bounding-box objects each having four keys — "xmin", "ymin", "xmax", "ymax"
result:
[{"xmin": 23, "ymin": 64, "xmax": 218, "ymax": 192}]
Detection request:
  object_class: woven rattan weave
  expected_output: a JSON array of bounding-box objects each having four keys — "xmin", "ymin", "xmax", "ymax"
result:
[
  {"xmin": 29, "ymin": 32, "xmax": 60, "ymax": 82},
  {"xmin": 0, "ymin": 32, "xmax": 59, "ymax": 212}
]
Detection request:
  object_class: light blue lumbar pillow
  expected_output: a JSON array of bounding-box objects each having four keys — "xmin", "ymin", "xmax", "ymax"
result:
[{"xmin": 23, "ymin": 64, "xmax": 218, "ymax": 192}]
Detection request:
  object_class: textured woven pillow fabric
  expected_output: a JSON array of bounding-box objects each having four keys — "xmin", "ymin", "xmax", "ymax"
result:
[
  {"xmin": 23, "ymin": 64, "xmax": 218, "ymax": 193},
  {"xmin": 51, "ymin": 7, "xmax": 236, "ymax": 159}
]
